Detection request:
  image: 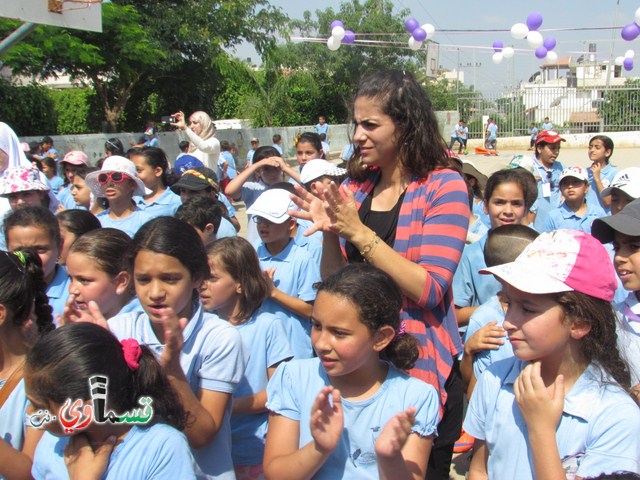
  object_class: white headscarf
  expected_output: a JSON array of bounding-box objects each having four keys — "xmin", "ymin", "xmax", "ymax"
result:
[
  {"xmin": 188, "ymin": 111, "xmax": 216, "ymax": 153},
  {"xmin": 0, "ymin": 122, "xmax": 59, "ymax": 216}
]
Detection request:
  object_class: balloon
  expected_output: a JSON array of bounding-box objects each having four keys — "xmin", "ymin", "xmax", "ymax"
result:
[
  {"xmin": 636, "ymin": 8, "xmax": 640, "ymax": 25},
  {"xmin": 331, "ymin": 26, "xmax": 345, "ymax": 41},
  {"xmin": 405, "ymin": 18, "xmax": 419, "ymax": 33},
  {"xmin": 492, "ymin": 52, "xmax": 503, "ymax": 64},
  {"xmin": 492, "ymin": 40, "xmax": 504, "ymax": 53},
  {"xmin": 412, "ymin": 27, "xmax": 427, "ymax": 42},
  {"xmin": 543, "ymin": 37, "xmax": 556, "ymax": 51},
  {"xmin": 511, "ymin": 23, "xmax": 529, "ymax": 40},
  {"xmin": 625, "ymin": 49, "xmax": 635, "ymax": 59},
  {"xmin": 526, "ymin": 12, "xmax": 543, "ymax": 31},
  {"xmin": 621, "ymin": 23, "xmax": 640, "ymax": 41},
  {"xmin": 546, "ymin": 51, "xmax": 558, "ymax": 63},
  {"xmin": 330, "ymin": 20, "xmax": 343, "ymax": 29},
  {"xmin": 615, "ymin": 56, "xmax": 626, "ymax": 66},
  {"xmin": 527, "ymin": 31, "xmax": 544, "ymax": 49},
  {"xmin": 342, "ymin": 30, "xmax": 355, "ymax": 44},
  {"xmin": 535, "ymin": 47, "xmax": 548, "ymax": 59},
  {"xmin": 624, "ymin": 57, "xmax": 634, "ymax": 71},
  {"xmin": 408, "ymin": 37, "xmax": 422, "ymax": 51},
  {"xmin": 327, "ymin": 36, "xmax": 340, "ymax": 51},
  {"xmin": 502, "ymin": 46, "xmax": 515, "ymax": 59},
  {"xmin": 421, "ymin": 23, "xmax": 436, "ymax": 38}
]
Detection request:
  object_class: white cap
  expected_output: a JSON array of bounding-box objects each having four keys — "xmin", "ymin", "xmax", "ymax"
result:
[
  {"xmin": 246, "ymin": 189, "xmax": 298, "ymax": 224},
  {"xmin": 300, "ymin": 159, "xmax": 347, "ymax": 185},
  {"xmin": 601, "ymin": 167, "xmax": 640, "ymax": 199},
  {"xmin": 559, "ymin": 166, "xmax": 589, "ymax": 183}
]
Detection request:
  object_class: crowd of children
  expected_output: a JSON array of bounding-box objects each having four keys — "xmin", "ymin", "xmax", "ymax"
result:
[{"xmin": 0, "ymin": 104, "xmax": 639, "ymax": 480}]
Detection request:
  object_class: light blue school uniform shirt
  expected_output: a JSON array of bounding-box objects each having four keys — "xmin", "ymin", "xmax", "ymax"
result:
[
  {"xmin": 486, "ymin": 123, "xmax": 497, "ymax": 141},
  {"xmin": 47, "ymin": 264, "xmax": 71, "ymax": 324},
  {"xmin": 294, "ymin": 219, "xmax": 323, "ymax": 267},
  {"xmin": 228, "ymin": 310, "xmax": 293, "ymax": 466},
  {"xmin": 218, "ymin": 194, "xmax": 236, "ymax": 218},
  {"xmin": 472, "ymin": 199, "xmax": 490, "ymax": 228},
  {"xmin": 32, "ymin": 424, "xmax": 196, "ymax": 480},
  {"xmin": 532, "ymin": 158, "xmax": 565, "ymax": 231},
  {"xmin": 218, "ymin": 151, "xmax": 237, "ymax": 181},
  {"xmin": 57, "ymin": 185, "xmax": 78, "ymax": 210},
  {"xmin": 587, "ymin": 163, "xmax": 618, "ymax": 213},
  {"xmin": 266, "ymin": 358, "xmax": 440, "ymax": 480},
  {"xmin": 467, "ymin": 215, "xmax": 489, "ymax": 244},
  {"xmin": 462, "ymin": 295, "xmax": 513, "ymax": 379},
  {"xmin": 46, "ymin": 176, "xmax": 64, "ymax": 193},
  {"xmin": 315, "ymin": 123, "xmax": 328, "ymax": 136},
  {"xmin": 541, "ymin": 201, "xmax": 606, "ymax": 234},
  {"xmin": 321, "ymin": 141, "xmax": 330, "ymax": 155},
  {"xmin": 453, "ymin": 234, "xmax": 501, "ymax": 308},
  {"xmin": 0, "ymin": 379, "xmax": 27, "ymax": 454},
  {"xmin": 615, "ymin": 293, "xmax": 640, "ymax": 385},
  {"xmin": 216, "ymin": 217, "xmax": 237, "ymax": 239},
  {"xmin": 257, "ymin": 239, "xmax": 321, "ymax": 359},
  {"xmin": 109, "ymin": 303, "xmax": 247, "ymax": 480},
  {"xmin": 464, "ymin": 358, "xmax": 640, "ymax": 480},
  {"xmin": 96, "ymin": 208, "xmax": 152, "ymax": 238},
  {"xmin": 134, "ymin": 188, "xmax": 182, "ymax": 219},
  {"xmin": 272, "ymin": 144, "xmax": 283, "ymax": 155}
]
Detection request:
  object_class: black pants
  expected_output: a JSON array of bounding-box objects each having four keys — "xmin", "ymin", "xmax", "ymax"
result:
[{"xmin": 426, "ymin": 359, "xmax": 464, "ymax": 480}]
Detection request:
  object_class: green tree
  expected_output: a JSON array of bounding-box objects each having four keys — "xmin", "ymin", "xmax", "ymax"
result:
[{"xmin": 598, "ymin": 79, "xmax": 640, "ymax": 131}]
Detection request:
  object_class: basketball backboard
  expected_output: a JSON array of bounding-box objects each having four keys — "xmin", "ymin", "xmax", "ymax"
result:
[{"xmin": 0, "ymin": 0, "xmax": 102, "ymax": 32}]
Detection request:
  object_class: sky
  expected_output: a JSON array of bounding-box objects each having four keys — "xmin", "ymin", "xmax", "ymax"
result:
[{"xmin": 230, "ymin": 0, "xmax": 640, "ymax": 93}]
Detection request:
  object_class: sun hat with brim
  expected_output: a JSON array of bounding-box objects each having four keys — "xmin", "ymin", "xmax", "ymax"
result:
[
  {"xmin": 60, "ymin": 150, "xmax": 89, "ymax": 166},
  {"xmin": 559, "ymin": 166, "xmax": 589, "ymax": 183},
  {"xmin": 461, "ymin": 160, "xmax": 488, "ymax": 189},
  {"xmin": 300, "ymin": 159, "xmax": 348, "ymax": 185},
  {"xmin": 508, "ymin": 155, "xmax": 536, "ymax": 174},
  {"xmin": 481, "ymin": 229, "xmax": 617, "ymax": 302},
  {"xmin": 246, "ymin": 188, "xmax": 298, "ymax": 224},
  {"xmin": 85, "ymin": 156, "xmax": 149, "ymax": 197},
  {"xmin": 592, "ymin": 198, "xmax": 640, "ymax": 244},
  {"xmin": 170, "ymin": 167, "xmax": 219, "ymax": 194},
  {"xmin": 0, "ymin": 166, "xmax": 50, "ymax": 196},
  {"xmin": 535, "ymin": 130, "xmax": 566, "ymax": 145},
  {"xmin": 601, "ymin": 167, "xmax": 640, "ymax": 199}
]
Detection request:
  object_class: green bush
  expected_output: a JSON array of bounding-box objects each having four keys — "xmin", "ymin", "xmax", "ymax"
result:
[
  {"xmin": 48, "ymin": 88, "xmax": 102, "ymax": 134},
  {"xmin": 0, "ymin": 79, "xmax": 56, "ymax": 135}
]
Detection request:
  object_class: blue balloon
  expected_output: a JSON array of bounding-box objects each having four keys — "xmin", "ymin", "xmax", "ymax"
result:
[
  {"xmin": 621, "ymin": 23, "xmax": 640, "ymax": 41},
  {"xmin": 535, "ymin": 47, "xmax": 548, "ymax": 59},
  {"xmin": 330, "ymin": 20, "xmax": 344, "ymax": 29},
  {"xmin": 405, "ymin": 18, "xmax": 419, "ymax": 34},
  {"xmin": 342, "ymin": 30, "xmax": 356, "ymax": 44},
  {"xmin": 624, "ymin": 57, "xmax": 634, "ymax": 71},
  {"xmin": 492, "ymin": 40, "xmax": 504, "ymax": 52},
  {"xmin": 526, "ymin": 12, "xmax": 543, "ymax": 31},
  {"xmin": 412, "ymin": 28, "xmax": 427, "ymax": 42},
  {"xmin": 543, "ymin": 37, "xmax": 556, "ymax": 51}
]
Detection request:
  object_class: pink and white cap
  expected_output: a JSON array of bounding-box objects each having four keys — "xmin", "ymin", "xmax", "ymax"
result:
[{"xmin": 481, "ymin": 229, "xmax": 616, "ymax": 302}]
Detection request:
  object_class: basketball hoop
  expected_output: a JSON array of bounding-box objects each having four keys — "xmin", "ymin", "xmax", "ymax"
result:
[{"xmin": 48, "ymin": 0, "xmax": 103, "ymax": 14}]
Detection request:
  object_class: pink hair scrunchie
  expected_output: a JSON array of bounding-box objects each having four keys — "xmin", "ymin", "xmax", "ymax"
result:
[{"xmin": 121, "ymin": 338, "xmax": 142, "ymax": 371}]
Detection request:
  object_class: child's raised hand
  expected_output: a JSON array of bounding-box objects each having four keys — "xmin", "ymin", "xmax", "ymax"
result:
[
  {"xmin": 374, "ymin": 407, "xmax": 417, "ymax": 459},
  {"xmin": 310, "ymin": 386, "xmax": 343, "ymax": 455},
  {"xmin": 464, "ymin": 321, "xmax": 506, "ymax": 356},
  {"xmin": 514, "ymin": 362, "xmax": 565, "ymax": 434},
  {"xmin": 64, "ymin": 433, "xmax": 116, "ymax": 480},
  {"xmin": 59, "ymin": 295, "xmax": 109, "ymax": 330},
  {"xmin": 157, "ymin": 307, "xmax": 188, "ymax": 372}
]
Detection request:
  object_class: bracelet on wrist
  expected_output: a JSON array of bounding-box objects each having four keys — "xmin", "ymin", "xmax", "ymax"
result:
[{"xmin": 359, "ymin": 233, "xmax": 380, "ymax": 262}]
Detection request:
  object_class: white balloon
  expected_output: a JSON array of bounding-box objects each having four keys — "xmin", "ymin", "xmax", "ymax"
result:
[
  {"xmin": 327, "ymin": 36, "xmax": 341, "ymax": 51},
  {"xmin": 545, "ymin": 51, "xmax": 558, "ymax": 63},
  {"xmin": 420, "ymin": 23, "xmax": 435, "ymax": 38},
  {"xmin": 492, "ymin": 52, "xmax": 504, "ymax": 64},
  {"xmin": 502, "ymin": 46, "xmax": 515, "ymax": 59},
  {"xmin": 615, "ymin": 56, "xmax": 626, "ymax": 66},
  {"xmin": 408, "ymin": 37, "xmax": 422, "ymax": 51},
  {"xmin": 635, "ymin": 7, "xmax": 640, "ymax": 25},
  {"xmin": 511, "ymin": 23, "xmax": 529, "ymax": 40},
  {"xmin": 625, "ymin": 49, "xmax": 635, "ymax": 59},
  {"xmin": 526, "ymin": 31, "xmax": 544, "ymax": 49},
  {"xmin": 331, "ymin": 26, "xmax": 345, "ymax": 41}
]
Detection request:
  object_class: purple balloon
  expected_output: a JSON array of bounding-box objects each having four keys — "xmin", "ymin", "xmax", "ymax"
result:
[
  {"xmin": 624, "ymin": 57, "xmax": 634, "ymax": 71},
  {"xmin": 330, "ymin": 20, "xmax": 344, "ymax": 29},
  {"xmin": 543, "ymin": 37, "xmax": 557, "ymax": 51},
  {"xmin": 405, "ymin": 18, "xmax": 419, "ymax": 33},
  {"xmin": 492, "ymin": 40, "xmax": 504, "ymax": 52},
  {"xmin": 535, "ymin": 46, "xmax": 548, "ymax": 59},
  {"xmin": 526, "ymin": 12, "xmax": 543, "ymax": 31},
  {"xmin": 621, "ymin": 23, "xmax": 640, "ymax": 41},
  {"xmin": 342, "ymin": 30, "xmax": 356, "ymax": 44},
  {"xmin": 412, "ymin": 27, "xmax": 427, "ymax": 42}
]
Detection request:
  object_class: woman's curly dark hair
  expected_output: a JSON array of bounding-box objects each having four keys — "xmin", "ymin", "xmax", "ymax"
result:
[
  {"xmin": 347, "ymin": 69, "xmax": 450, "ymax": 182},
  {"xmin": 316, "ymin": 264, "xmax": 419, "ymax": 371}
]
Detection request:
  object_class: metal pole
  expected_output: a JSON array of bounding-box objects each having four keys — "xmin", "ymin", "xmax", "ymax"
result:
[{"xmin": 0, "ymin": 23, "xmax": 37, "ymax": 57}]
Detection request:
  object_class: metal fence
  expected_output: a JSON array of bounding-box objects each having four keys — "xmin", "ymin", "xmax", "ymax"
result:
[{"xmin": 453, "ymin": 83, "xmax": 640, "ymax": 139}]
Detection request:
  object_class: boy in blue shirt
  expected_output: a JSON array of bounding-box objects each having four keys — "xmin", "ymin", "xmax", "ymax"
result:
[{"xmin": 247, "ymin": 188, "xmax": 321, "ymax": 358}]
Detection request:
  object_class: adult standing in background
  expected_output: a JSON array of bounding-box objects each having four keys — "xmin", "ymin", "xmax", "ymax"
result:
[
  {"xmin": 293, "ymin": 69, "xmax": 469, "ymax": 479},
  {"xmin": 172, "ymin": 110, "xmax": 220, "ymax": 171}
]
